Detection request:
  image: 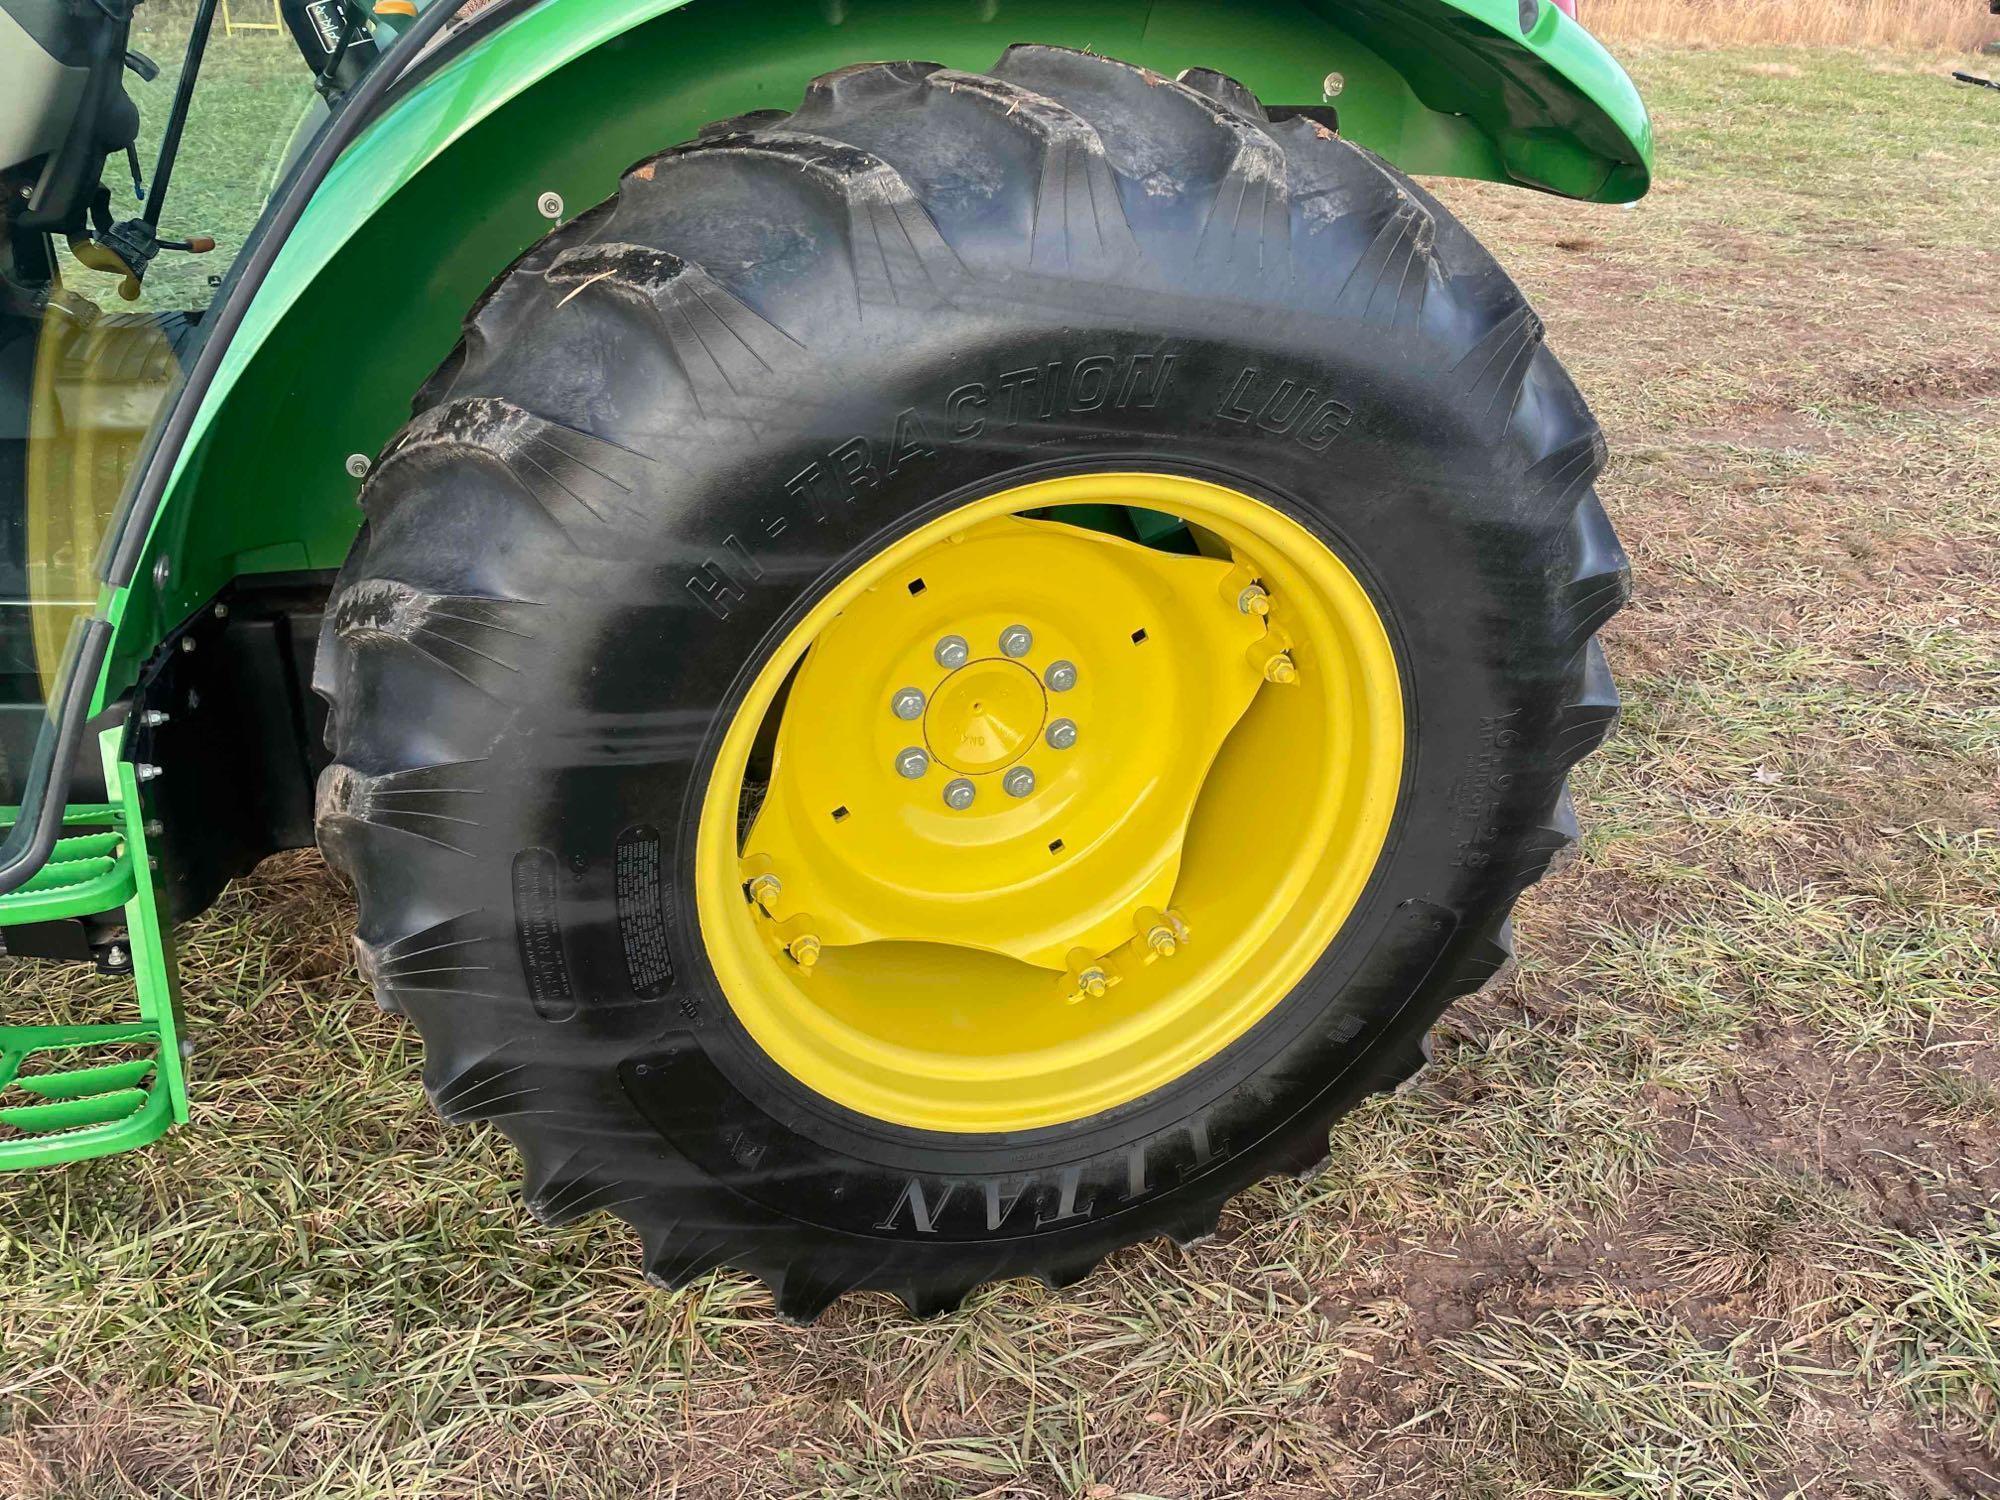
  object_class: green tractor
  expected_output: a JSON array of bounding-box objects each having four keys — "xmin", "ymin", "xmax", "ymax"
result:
[{"xmin": 0, "ymin": 0, "xmax": 1648, "ymax": 1317}]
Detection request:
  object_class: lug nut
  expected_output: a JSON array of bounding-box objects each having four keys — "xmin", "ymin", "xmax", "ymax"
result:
[
  {"xmin": 934, "ymin": 634, "xmax": 969, "ymax": 669},
  {"xmin": 891, "ymin": 687, "xmax": 926, "ymax": 720},
  {"xmin": 1263, "ymin": 652, "xmax": 1298, "ymax": 685},
  {"xmin": 747, "ymin": 874, "xmax": 782, "ymax": 911},
  {"xmin": 1044, "ymin": 660, "xmax": 1078, "ymax": 693},
  {"xmin": 787, "ymin": 934, "xmax": 822, "ymax": 970},
  {"xmin": 1238, "ymin": 583, "xmax": 1271, "ymax": 616},
  {"xmin": 999, "ymin": 624, "xmax": 1033, "ymax": 658},
  {"xmin": 1046, "ymin": 718, "xmax": 1078, "ymax": 750},
  {"xmin": 895, "ymin": 746, "xmax": 930, "ymax": 779},
  {"xmin": 1003, "ymin": 766, "xmax": 1035, "ymax": 798},
  {"xmin": 943, "ymin": 777, "xmax": 976, "ymax": 810}
]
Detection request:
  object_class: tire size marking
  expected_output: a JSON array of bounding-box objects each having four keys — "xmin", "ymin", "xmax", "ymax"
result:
[
  {"xmin": 512, "ymin": 848, "xmax": 578, "ymax": 1021},
  {"xmin": 1449, "ymin": 710, "xmax": 1523, "ymax": 869},
  {"xmin": 1212, "ymin": 364, "xmax": 1353, "ymax": 451}
]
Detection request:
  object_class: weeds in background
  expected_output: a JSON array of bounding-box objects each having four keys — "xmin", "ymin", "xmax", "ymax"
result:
[{"xmin": 1587, "ymin": 0, "xmax": 1996, "ymax": 52}]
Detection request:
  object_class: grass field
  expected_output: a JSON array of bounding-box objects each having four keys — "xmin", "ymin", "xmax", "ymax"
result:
[
  {"xmin": 5, "ymin": 33, "xmax": 2000, "ymax": 1500},
  {"xmin": 1589, "ymin": 0, "xmax": 1997, "ymax": 51}
]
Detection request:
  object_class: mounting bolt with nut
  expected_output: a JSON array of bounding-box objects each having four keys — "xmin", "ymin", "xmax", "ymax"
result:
[
  {"xmin": 1044, "ymin": 660, "xmax": 1077, "ymax": 692},
  {"xmin": 1263, "ymin": 652, "xmax": 1298, "ymax": 685},
  {"xmin": 1002, "ymin": 766, "xmax": 1036, "ymax": 798},
  {"xmin": 345, "ymin": 453, "xmax": 371, "ymax": 479},
  {"xmin": 787, "ymin": 933, "xmax": 822, "ymax": 971},
  {"xmin": 1069, "ymin": 965, "xmax": 1110, "ymax": 1003},
  {"xmin": 895, "ymin": 746, "xmax": 930, "ymax": 779},
  {"xmin": 1237, "ymin": 583, "xmax": 1271, "ymax": 616},
  {"xmin": 943, "ymin": 777, "xmax": 977, "ymax": 810},
  {"xmin": 536, "ymin": 190, "xmax": 565, "ymax": 220},
  {"xmin": 999, "ymin": 624, "xmax": 1033, "ymax": 658},
  {"xmin": 1046, "ymin": 718, "xmax": 1078, "ymax": 750},
  {"xmin": 934, "ymin": 634, "xmax": 970, "ymax": 669},
  {"xmin": 891, "ymin": 687, "xmax": 926, "ymax": 720},
  {"xmin": 746, "ymin": 873, "xmax": 782, "ymax": 911}
]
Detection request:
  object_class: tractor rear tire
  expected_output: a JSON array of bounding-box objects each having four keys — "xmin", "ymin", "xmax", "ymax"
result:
[{"xmin": 314, "ymin": 46, "xmax": 1627, "ymax": 1320}]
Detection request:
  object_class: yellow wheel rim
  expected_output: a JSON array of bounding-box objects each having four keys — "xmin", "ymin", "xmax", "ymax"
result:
[{"xmin": 696, "ymin": 472, "xmax": 1403, "ymax": 1132}]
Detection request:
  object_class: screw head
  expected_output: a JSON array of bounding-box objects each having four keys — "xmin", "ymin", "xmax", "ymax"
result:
[
  {"xmin": 345, "ymin": 452, "xmax": 371, "ymax": 479},
  {"xmin": 746, "ymin": 874, "xmax": 782, "ymax": 910},
  {"xmin": 1264, "ymin": 653, "xmax": 1298, "ymax": 685},
  {"xmin": 1322, "ymin": 70, "xmax": 1345, "ymax": 99},
  {"xmin": 1046, "ymin": 718, "xmax": 1078, "ymax": 751},
  {"xmin": 536, "ymin": 190, "xmax": 565, "ymax": 220},
  {"xmin": 1238, "ymin": 584, "xmax": 1271, "ymax": 616},
  {"xmin": 1044, "ymin": 659, "xmax": 1077, "ymax": 693},
  {"xmin": 895, "ymin": 746, "xmax": 931, "ymax": 779},
  {"xmin": 934, "ymin": 634, "xmax": 970, "ymax": 670},
  {"xmin": 891, "ymin": 687, "xmax": 926, "ymax": 720},
  {"xmin": 942, "ymin": 777, "xmax": 976, "ymax": 810},
  {"xmin": 788, "ymin": 934, "xmax": 822, "ymax": 969},
  {"xmin": 999, "ymin": 624, "xmax": 1033, "ymax": 658},
  {"xmin": 1002, "ymin": 765, "xmax": 1035, "ymax": 798}
]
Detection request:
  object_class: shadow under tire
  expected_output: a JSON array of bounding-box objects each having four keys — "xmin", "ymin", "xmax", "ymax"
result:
[{"xmin": 313, "ymin": 45, "xmax": 1628, "ymax": 1320}]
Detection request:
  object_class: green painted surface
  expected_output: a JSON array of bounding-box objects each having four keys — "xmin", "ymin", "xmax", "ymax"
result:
[
  {"xmin": 0, "ymin": 747, "xmax": 185, "ymax": 1169},
  {"xmin": 99, "ymin": 0, "xmax": 1650, "ymax": 700}
]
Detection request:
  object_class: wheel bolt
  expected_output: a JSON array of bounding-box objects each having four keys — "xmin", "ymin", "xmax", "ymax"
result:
[
  {"xmin": 943, "ymin": 777, "xmax": 976, "ymax": 810},
  {"xmin": 1076, "ymin": 966, "xmax": 1109, "ymax": 1000},
  {"xmin": 934, "ymin": 634, "xmax": 970, "ymax": 669},
  {"xmin": 1238, "ymin": 583, "xmax": 1271, "ymax": 616},
  {"xmin": 1046, "ymin": 718, "xmax": 1078, "ymax": 750},
  {"xmin": 1263, "ymin": 652, "xmax": 1298, "ymax": 685},
  {"xmin": 747, "ymin": 874, "xmax": 782, "ymax": 911},
  {"xmin": 999, "ymin": 624, "xmax": 1033, "ymax": 658},
  {"xmin": 1147, "ymin": 925, "xmax": 1179, "ymax": 959},
  {"xmin": 895, "ymin": 746, "xmax": 930, "ymax": 779},
  {"xmin": 787, "ymin": 934, "xmax": 821, "ymax": 970},
  {"xmin": 1003, "ymin": 766, "xmax": 1035, "ymax": 798},
  {"xmin": 891, "ymin": 687, "xmax": 926, "ymax": 720},
  {"xmin": 1045, "ymin": 660, "xmax": 1078, "ymax": 693}
]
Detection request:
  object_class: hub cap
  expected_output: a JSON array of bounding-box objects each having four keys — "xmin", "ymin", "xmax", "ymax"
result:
[{"xmin": 699, "ymin": 473, "xmax": 1403, "ymax": 1132}]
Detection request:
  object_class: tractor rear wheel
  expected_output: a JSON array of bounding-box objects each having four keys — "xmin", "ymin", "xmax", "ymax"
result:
[{"xmin": 314, "ymin": 46, "xmax": 1626, "ymax": 1319}]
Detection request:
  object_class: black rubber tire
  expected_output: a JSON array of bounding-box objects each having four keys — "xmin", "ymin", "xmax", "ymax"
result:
[{"xmin": 313, "ymin": 47, "xmax": 1627, "ymax": 1320}]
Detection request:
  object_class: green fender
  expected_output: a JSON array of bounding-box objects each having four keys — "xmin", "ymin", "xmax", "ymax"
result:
[{"xmin": 101, "ymin": 0, "xmax": 1651, "ymax": 697}]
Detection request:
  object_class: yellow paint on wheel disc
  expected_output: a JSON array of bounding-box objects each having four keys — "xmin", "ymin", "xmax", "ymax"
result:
[{"xmin": 697, "ymin": 473, "xmax": 1403, "ymax": 1133}]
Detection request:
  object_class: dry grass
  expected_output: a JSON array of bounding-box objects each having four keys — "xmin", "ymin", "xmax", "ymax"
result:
[
  {"xmin": 1587, "ymin": 0, "xmax": 1998, "ymax": 53},
  {"xmin": 0, "ymin": 44, "xmax": 1997, "ymax": 1500}
]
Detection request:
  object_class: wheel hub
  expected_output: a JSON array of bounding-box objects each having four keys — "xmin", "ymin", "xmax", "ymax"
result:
[
  {"xmin": 925, "ymin": 659, "xmax": 1043, "ymax": 773},
  {"xmin": 741, "ymin": 514, "xmax": 1269, "ymax": 971}
]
